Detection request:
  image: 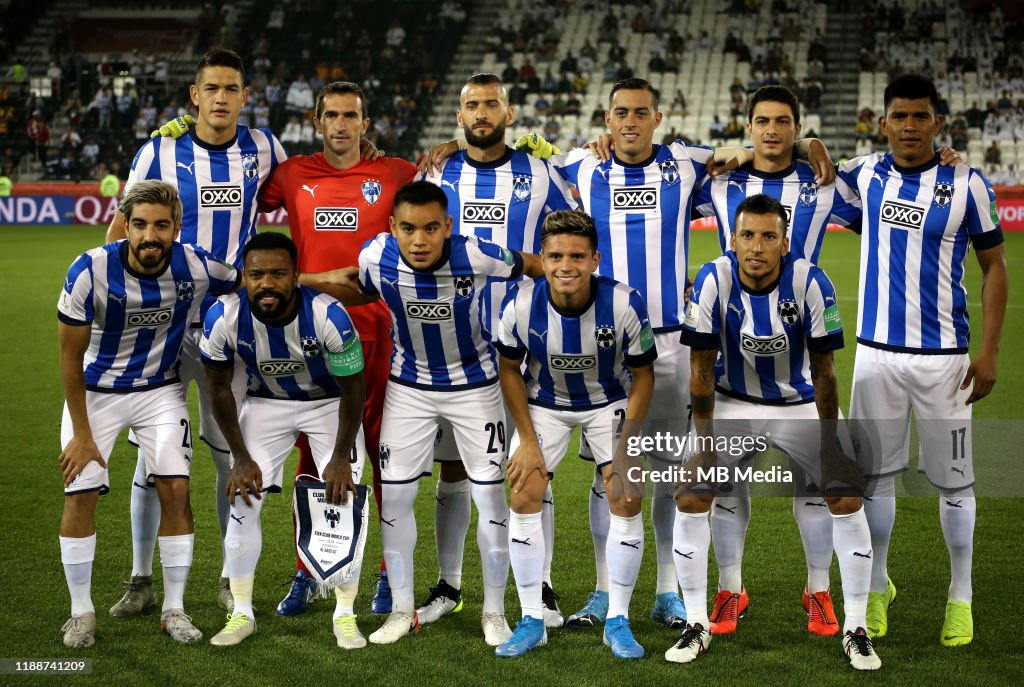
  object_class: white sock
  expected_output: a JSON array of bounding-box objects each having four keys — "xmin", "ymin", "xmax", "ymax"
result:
[
  {"xmin": 335, "ymin": 583, "xmax": 358, "ymax": 618},
  {"xmin": 606, "ymin": 513, "xmax": 644, "ymax": 619},
  {"xmin": 509, "ymin": 511, "xmax": 545, "ymax": 620},
  {"xmin": 674, "ymin": 510, "xmax": 710, "ymax": 627},
  {"xmin": 159, "ymin": 533, "xmax": 194, "ymax": 612},
  {"xmin": 224, "ymin": 496, "xmax": 264, "ymax": 619},
  {"xmin": 589, "ymin": 469, "xmax": 610, "ymax": 591},
  {"xmin": 129, "ymin": 452, "xmax": 159, "ymax": 577},
  {"xmin": 939, "ymin": 489, "xmax": 975, "ymax": 603},
  {"xmin": 60, "ymin": 534, "xmax": 96, "ymax": 616},
  {"xmin": 710, "ymin": 480, "xmax": 750, "ymax": 592},
  {"xmin": 863, "ymin": 476, "xmax": 896, "ymax": 593},
  {"xmin": 210, "ymin": 445, "xmax": 232, "ymax": 578},
  {"xmin": 434, "ymin": 478, "xmax": 470, "ymax": 590},
  {"xmin": 381, "ymin": 481, "xmax": 419, "ymax": 614},
  {"xmin": 471, "ymin": 482, "xmax": 510, "ymax": 615},
  {"xmin": 652, "ymin": 478, "xmax": 679, "ymax": 595},
  {"xmin": 793, "ymin": 494, "xmax": 833, "ymax": 593},
  {"xmin": 831, "ymin": 506, "xmax": 872, "ymax": 633},
  {"xmin": 541, "ymin": 483, "xmax": 555, "ymax": 586}
]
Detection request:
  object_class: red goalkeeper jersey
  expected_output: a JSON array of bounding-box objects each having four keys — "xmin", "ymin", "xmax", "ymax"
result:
[{"xmin": 260, "ymin": 153, "xmax": 416, "ymax": 340}]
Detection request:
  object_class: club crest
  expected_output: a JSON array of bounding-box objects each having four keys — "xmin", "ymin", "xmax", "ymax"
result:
[
  {"xmin": 659, "ymin": 159, "xmax": 680, "ymax": 186},
  {"xmin": 175, "ymin": 280, "xmax": 194, "ymax": 302},
  {"xmin": 512, "ymin": 174, "xmax": 532, "ymax": 201},
  {"xmin": 453, "ymin": 275, "xmax": 474, "ymax": 298},
  {"xmin": 361, "ymin": 179, "xmax": 382, "ymax": 205},
  {"xmin": 595, "ymin": 325, "xmax": 616, "ymax": 349},
  {"xmin": 933, "ymin": 181, "xmax": 953, "ymax": 208},
  {"xmin": 777, "ymin": 299, "xmax": 800, "ymax": 326},
  {"xmin": 301, "ymin": 336, "xmax": 322, "ymax": 358},
  {"xmin": 798, "ymin": 182, "xmax": 818, "ymax": 207},
  {"xmin": 241, "ymin": 153, "xmax": 259, "ymax": 182}
]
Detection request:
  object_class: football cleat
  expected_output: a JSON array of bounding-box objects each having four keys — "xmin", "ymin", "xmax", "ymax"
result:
[
  {"xmin": 651, "ymin": 591, "xmax": 687, "ymax": 629},
  {"xmin": 603, "ymin": 615, "xmax": 644, "ymax": 659},
  {"xmin": 161, "ymin": 610, "xmax": 203, "ymax": 645},
  {"xmin": 481, "ymin": 612, "xmax": 513, "ymax": 646},
  {"xmin": 843, "ymin": 627, "xmax": 882, "ymax": 670},
  {"xmin": 109, "ymin": 575, "xmax": 156, "ymax": 617},
  {"xmin": 371, "ymin": 572, "xmax": 392, "ymax": 614},
  {"xmin": 277, "ymin": 569, "xmax": 319, "ymax": 616},
  {"xmin": 415, "ymin": 579, "xmax": 463, "ymax": 625},
  {"xmin": 369, "ymin": 611, "xmax": 419, "ymax": 644},
  {"xmin": 803, "ymin": 588, "xmax": 840, "ymax": 636},
  {"xmin": 210, "ymin": 613, "xmax": 255, "ymax": 647},
  {"xmin": 566, "ymin": 590, "xmax": 609, "ymax": 629},
  {"xmin": 217, "ymin": 576, "xmax": 234, "ymax": 612},
  {"xmin": 541, "ymin": 582, "xmax": 564, "ymax": 628},
  {"xmin": 940, "ymin": 600, "xmax": 973, "ymax": 647},
  {"xmin": 665, "ymin": 622, "xmax": 712, "ymax": 664},
  {"xmin": 709, "ymin": 587, "xmax": 748, "ymax": 634},
  {"xmin": 333, "ymin": 615, "xmax": 367, "ymax": 650},
  {"xmin": 61, "ymin": 612, "xmax": 96, "ymax": 649},
  {"xmin": 866, "ymin": 578, "xmax": 896, "ymax": 639},
  {"xmin": 495, "ymin": 616, "xmax": 547, "ymax": 657}
]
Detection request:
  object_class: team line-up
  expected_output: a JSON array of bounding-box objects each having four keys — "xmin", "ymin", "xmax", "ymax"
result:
[{"xmin": 54, "ymin": 49, "xmax": 1006, "ymax": 672}]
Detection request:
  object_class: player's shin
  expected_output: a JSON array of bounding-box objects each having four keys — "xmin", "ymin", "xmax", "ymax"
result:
[
  {"xmin": 652, "ymin": 479, "xmax": 680, "ymax": 595},
  {"xmin": 158, "ymin": 534, "xmax": 194, "ymax": 612},
  {"xmin": 509, "ymin": 511, "xmax": 546, "ymax": 619},
  {"xmin": 830, "ymin": 505, "xmax": 871, "ymax": 633},
  {"xmin": 794, "ymin": 493, "xmax": 833, "ymax": 593},
  {"xmin": 381, "ymin": 481, "xmax": 419, "ymax": 614},
  {"xmin": 541, "ymin": 483, "xmax": 555, "ymax": 586},
  {"xmin": 435, "ymin": 477, "xmax": 471, "ymax": 589},
  {"xmin": 60, "ymin": 533, "xmax": 97, "ymax": 616},
  {"xmin": 224, "ymin": 497, "xmax": 264, "ymax": 619},
  {"xmin": 939, "ymin": 487, "xmax": 975, "ymax": 603},
  {"xmin": 589, "ymin": 469, "xmax": 610, "ymax": 591},
  {"xmin": 606, "ymin": 513, "xmax": 644, "ymax": 618},
  {"xmin": 673, "ymin": 510, "xmax": 711, "ymax": 627},
  {"xmin": 710, "ymin": 481, "xmax": 751, "ymax": 592},
  {"xmin": 863, "ymin": 476, "xmax": 896, "ymax": 593},
  {"xmin": 472, "ymin": 482, "xmax": 511, "ymax": 615},
  {"xmin": 129, "ymin": 451, "xmax": 160, "ymax": 577}
]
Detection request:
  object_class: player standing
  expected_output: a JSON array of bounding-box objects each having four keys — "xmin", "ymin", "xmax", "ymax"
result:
[
  {"xmin": 58, "ymin": 180, "xmax": 239, "ymax": 648},
  {"xmin": 200, "ymin": 232, "xmax": 368, "ymax": 648},
  {"xmin": 417, "ymin": 72, "xmax": 576, "ymax": 629},
  {"xmin": 105, "ymin": 49, "xmax": 286, "ymax": 614},
  {"xmin": 494, "ymin": 210, "xmax": 657, "ymax": 658},
  {"xmin": 258, "ymin": 81, "xmax": 416, "ymax": 616},
  {"xmin": 838, "ymin": 74, "xmax": 1006, "ymax": 646},
  {"xmin": 672, "ymin": 194, "xmax": 880, "ymax": 671}
]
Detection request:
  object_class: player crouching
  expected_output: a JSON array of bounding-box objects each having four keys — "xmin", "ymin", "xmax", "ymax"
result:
[
  {"xmin": 201, "ymin": 232, "xmax": 368, "ymax": 648},
  {"xmin": 494, "ymin": 210, "xmax": 657, "ymax": 658}
]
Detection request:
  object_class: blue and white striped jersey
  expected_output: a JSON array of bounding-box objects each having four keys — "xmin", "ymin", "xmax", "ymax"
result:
[
  {"xmin": 693, "ymin": 160, "xmax": 862, "ymax": 262},
  {"xmin": 496, "ymin": 275, "xmax": 657, "ymax": 410},
  {"xmin": 681, "ymin": 253, "xmax": 844, "ymax": 404},
  {"xmin": 420, "ymin": 147, "xmax": 576, "ymax": 332},
  {"xmin": 200, "ymin": 286, "xmax": 362, "ymax": 401},
  {"xmin": 57, "ymin": 241, "xmax": 239, "ymax": 393},
  {"xmin": 837, "ymin": 153, "xmax": 1004, "ymax": 353},
  {"xmin": 554, "ymin": 141, "xmax": 713, "ymax": 332},
  {"xmin": 358, "ymin": 233, "xmax": 524, "ymax": 390},
  {"xmin": 126, "ymin": 127, "xmax": 286, "ymax": 269}
]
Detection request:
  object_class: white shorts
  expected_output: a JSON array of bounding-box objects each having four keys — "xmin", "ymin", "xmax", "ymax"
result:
[
  {"xmin": 379, "ymin": 382, "xmax": 506, "ymax": 484},
  {"xmin": 509, "ymin": 399, "xmax": 628, "ymax": 475},
  {"xmin": 849, "ymin": 344, "xmax": 973, "ymax": 490},
  {"xmin": 180, "ymin": 327, "xmax": 248, "ymax": 453},
  {"xmin": 646, "ymin": 331, "xmax": 691, "ymax": 463},
  {"xmin": 239, "ymin": 395, "xmax": 366, "ymax": 492},
  {"xmin": 62, "ymin": 383, "xmax": 192, "ymax": 495}
]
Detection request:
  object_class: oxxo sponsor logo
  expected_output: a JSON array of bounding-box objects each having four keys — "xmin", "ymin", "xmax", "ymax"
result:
[
  {"xmin": 462, "ymin": 202, "xmax": 506, "ymax": 225},
  {"xmin": 405, "ymin": 300, "xmax": 453, "ymax": 321},
  {"xmin": 199, "ymin": 185, "xmax": 243, "ymax": 208},
  {"xmin": 258, "ymin": 359, "xmax": 306, "ymax": 376},
  {"xmin": 550, "ymin": 354, "xmax": 597, "ymax": 370},
  {"xmin": 126, "ymin": 308, "xmax": 173, "ymax": 328},
  {"xmin": 314, "ymin": 207, "xmax": 359, "ymax": 231},
  {"xmin": 740, "ymin": 332, "xmax": 789, "ymax": 354},
  {"xmin": 880, "ymin": 200, "xmax": 925, "ymax": 230},
  {"xmin": 612, "ymin": 186, "xmax": 658, "ymax": 210}
]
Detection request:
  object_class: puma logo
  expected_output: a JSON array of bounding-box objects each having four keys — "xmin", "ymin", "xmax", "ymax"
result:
[
  {"xmin": 714, "ymin": 503, "xmax": 736, "ymax": 514},
  {"xmin": 237, "ymin": 339, "xmax": 255, "ymax": 352},
  {"xmin": 489, "ymin": 519, "xmax": 508, "ymax": 528},
  {"xmin": 727, "ymin": 302, "xmax": 743, "ymax": 318},
  {"xmin": 852, "ymin": 550, "xmax": 872, "ymax": 559},
  {"xmin": 230, "ymin": 514, "xmax": 245, "ymax": 525},
  {"xmin": 591, "ymin": 487, "xmax": 605, "ymax": 499},
  {"xmin": 673, "ymin": 549, "xmax": 694, "ymax": 559},
  {"xmin": 440, "ymin": 179, "xmax": 459, "ymax": 191},
  {"xmin": 529, "ymin": 328, "xmax": 548, "ymax": 342},
  {"xmin": 511, "ymin": 537, "xmax": 531, "ymax": 546},
  {"xmin": 619, "ymin": 540, "xmax": 640, "ymax": 549},
  {"xmin": 435, "ymin": 496, "xmax": 447, "ymax": 506},
  {"xmin": 108, "ymin": 292, "xmax": 126, "ymax": 306},
  {"xmin": 542, "ymin": 498, "xmax": 553, "ymax": 505},
  {"xmin": 176, "ymin": 161, "xmax": 196, "ymax": 175},
  {"xmin": 132, "ymin": 481, "xmax": 148, "ymax": 490},
  {"xmin": 301, "ymin": 184, "xmax": 318, "ymax": 198},
  {"xmin": 945, "ymin": 499, "xmax": 963, "ymax": 508},
  {"xmin": 950, "ymin": 466, "xmax": 966, "ymax": 476},
  {"xmin": 381, "ymin": 517, "xmax": 396, "ymax": 527}
]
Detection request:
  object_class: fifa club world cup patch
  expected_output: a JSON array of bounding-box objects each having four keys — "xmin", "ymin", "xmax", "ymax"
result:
[
  {"xmin": 361, "ymin": 179, "xmax": 382, "ymax": 205},
  {"xmin": 503, "ymin": 248, "xmax": 515, "ymax": 266},
  {"xmin": 683, "ymin": 299, "xmax": 699, "ymax": 327},
  {"xmin": 294, "ymin": 481, "xmax": 369, "ymax": 589},
  {"xmin": 639, "ymin": 324, "xmax": 655, "ymax": 350},
  {"xmin": 823, "ymin": 304, "xmax": 842, "ymax": 333}
]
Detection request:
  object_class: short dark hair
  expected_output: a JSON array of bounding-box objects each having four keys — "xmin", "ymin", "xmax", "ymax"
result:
[
  {"xmin": 609, "ymin": 77, "xmax": 659, "ymax": 110},
  {"xmin": 195, "ymin": 48, "xmax": 245, "ymax": 84},
  {"xmin": 734, "ymin": 194, "xmax": 789, "ymax": 236},
  {"xmin": 393, "ymin": 181, "xmax": 448, "ymax": 213},
  {"xmin": 315, "ymin": 81, "xmax": 367, "ymax": 120},
  {"xmin": 461, "ymin": 73, "xmax": 508, "ymax": 104},
  {"xmin": 242, "ymin": 231, "xmax": 297, "ymax": 269},
  {"xmin": 746, "ymin": 85, "xmax": 800, "ymax": 124},
  {"xmin": 540, "ymin": 210, "xmax": 598, "ymax": 250},
  {"xmin": 884, "ymin": 74, "xmax": 939, "ymax": 112}
]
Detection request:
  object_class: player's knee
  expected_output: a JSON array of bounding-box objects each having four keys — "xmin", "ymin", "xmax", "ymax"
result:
[
  {"xmin": 439, "ymin": 460, "xmax": 468, "ymax": 482},
  {"xmin": 510, "ymin": 475, "xmax": 546, "ymax": 514},
  {"xmin": 675, "ymin": 491, "xmax": 712, "ymax": 514},
  {"xmin": 824, "ymin": 494, "xmax": 862, "ymax": 515},
  {"xmin": 153, "ymin": 477, "xmax": 191, "ymax": 512},
  {"xmin": 61, "ymin": 491, "xmax": 100, "ymax": 523},
  {"xmin": 608, "ymin": 494, "xmax": 642, "ymax": 518}
]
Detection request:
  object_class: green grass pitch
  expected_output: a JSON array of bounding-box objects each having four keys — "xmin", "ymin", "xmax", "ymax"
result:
[{"xmin": 0, "ymin": 225, "xmax": 1021, "ymax": 685}]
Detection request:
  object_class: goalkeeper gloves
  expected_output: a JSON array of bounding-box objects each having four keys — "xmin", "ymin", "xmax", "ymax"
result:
[
  {"xmin": 515, "ymin": 133, "xmax": 561, "ymax": 160},
  {"xmin": 151, "ymin": 114, "xmax": 195, "ymax": 139}
]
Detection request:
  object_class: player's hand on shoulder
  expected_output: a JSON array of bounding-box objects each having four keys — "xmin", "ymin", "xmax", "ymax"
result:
[
  {"xmin": 59, "ymin": 435, "xmax": 106, "ymax": 487},
  {"xmin": 227, "ymin": 456, "xmax": 263, "ymax": 506},
  {"xmin": 151, "ymin": 114, "xmax": 195, "ymax": 139},
  {"xmin": 507, "ymin": 442, "xmax": 545, "ymax": 494},
  {"xmin": 359, "ymin": 138, "xmax": 383, "ymax": 161},
  {"xmin": 806, "ymin": 139, "xmax": 835, "ymax": 186},
  {"xmin": 419, "ymin": 139, "xmax": 461, "ymax": 176},
  {"xmin": 515, "ymin": 133, "xmax": 561, "ymax": 160},
  {"xmin": 585, "ymin": 133, "xmax": 614, "ymax": 162},
  {"xmin": 962, "ymin": 349, "xmax": 997, "ymax": 404},
  {"xmin": 937, "ymin": 145, "xmax": 963, "ymax": 167},
  {"xmin": 322, "ymin": 456, "xmax": 356, "ymax": 506}
]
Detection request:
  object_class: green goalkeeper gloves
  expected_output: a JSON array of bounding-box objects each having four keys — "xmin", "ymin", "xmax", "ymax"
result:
[
  {"xmin": 514, "ymin": 133, "xmax": 561, "ymax": 160},
  {"xmin": 151, "ymin": 115, "xmax": 195, "ymax": 139}
]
